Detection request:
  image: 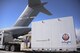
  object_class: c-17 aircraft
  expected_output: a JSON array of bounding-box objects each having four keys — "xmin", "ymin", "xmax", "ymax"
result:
[{"xmin": 0, "ymin": 0, "xmax": 52, "ymax": 38}]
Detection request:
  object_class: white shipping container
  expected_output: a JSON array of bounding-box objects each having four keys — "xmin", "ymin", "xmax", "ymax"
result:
[{"xmin": 32, "ymin": 16, "xmax": 77, "ymax": 52}]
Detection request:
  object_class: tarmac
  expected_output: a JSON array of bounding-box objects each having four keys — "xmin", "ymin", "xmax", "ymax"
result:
[{"xmin": 0, "ymin": 50, "xmax": 80, "ymax": 53}]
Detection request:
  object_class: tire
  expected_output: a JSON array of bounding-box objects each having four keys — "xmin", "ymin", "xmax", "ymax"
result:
[
  {"xmin": 10, "ymin": 45, "xmax": 15, "ymax": 52},
  {"xmin": 5, "ymin": 45, "xmax": 10, "ymax": 51}
]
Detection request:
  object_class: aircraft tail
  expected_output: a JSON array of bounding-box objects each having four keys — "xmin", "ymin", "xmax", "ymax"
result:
[
  {"xmin": 14, "ymin": 0, "xmax": 52, "ymax": 27},
  {"xmin": 28, "ymin": 0, "xmax": 52, "ymax": 15}
]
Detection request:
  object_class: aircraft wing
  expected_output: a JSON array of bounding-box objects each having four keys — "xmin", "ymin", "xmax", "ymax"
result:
[{"xmin": 0, "ymin": 27, "xmax": 31, "ymax": 38}]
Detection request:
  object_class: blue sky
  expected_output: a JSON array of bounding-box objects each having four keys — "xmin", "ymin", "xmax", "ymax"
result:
[{"xmin": 0, "ymin": 0, "xmax": 80, "ymax": 30}]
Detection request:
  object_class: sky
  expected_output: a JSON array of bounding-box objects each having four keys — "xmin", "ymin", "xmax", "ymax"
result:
[{"xmin": 0, "ymin": 0, "xmax": 80, "ymax": 37}]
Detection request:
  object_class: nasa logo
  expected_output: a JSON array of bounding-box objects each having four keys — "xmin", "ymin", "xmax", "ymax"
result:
[{"xmin": 62, "ymin": 33, "xmax": 69, "ymax": 41}]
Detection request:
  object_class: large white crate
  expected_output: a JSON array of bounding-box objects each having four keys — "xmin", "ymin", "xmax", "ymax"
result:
[{"xmin": 32, "ymin": 16, "xmax": 77, "ymax": 51}]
